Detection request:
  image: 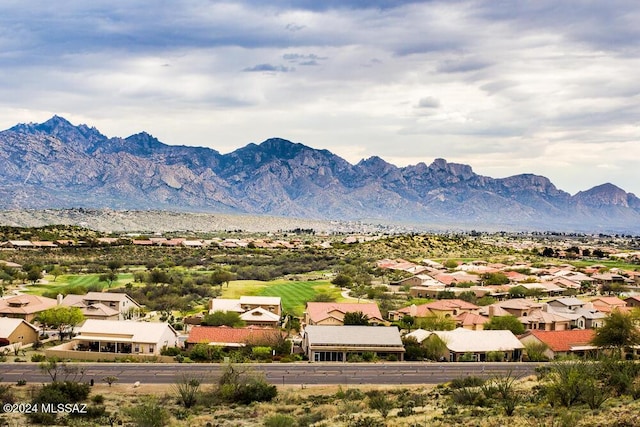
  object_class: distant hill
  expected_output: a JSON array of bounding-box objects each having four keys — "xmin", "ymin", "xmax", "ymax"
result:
[{"xmin": 1, "ymin": 116, "xmax": 639, "ymax": 233}]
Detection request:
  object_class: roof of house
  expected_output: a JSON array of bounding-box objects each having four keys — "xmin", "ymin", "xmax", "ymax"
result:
[
  {"xmin": 210, "ymin": 299, "xmax": 244, "ymax": 313},
  {"xmin": 548, "ymin": 297, "xmax": 585, "ymax": 307},
  {"xmin": 456, "ymin": 312, "xmax": 489, "ymax": 327},
  {"xmin": 304, "ymin": 325, "xmax": 403, "ymax": 347},
  {"xmin": 590, "ymin": 297, "xmax": 627, "ymax": 307},
  {"xmin": 435, "ymin": 328, "xmax": 524, "ymax": 352},
  {"xmin": 521, "ymin": 329, "xmax": 596, "ymax": 352},
  {"xmin": 80, "ymin": 303, "xmax": 120, "ymax": 318},
  {"xmin": 425, "ymin": 299, "xmax": 479, "ymax": 311},
  {"xmin": 239, "ymin": 307, "xmax": 280, "ymax": 323},
  {"xmin": 409, "ymin": 328, "xmax": 524, "ymax": 352},
  {"xmin": 305, "ymin": 302, "xmax": 383, "ymax": 323},
  {"xmin": 0, "ymin": 317, "xmax": 39, "ymax": 337},
  {"xmin": 239, "ymin": 296, "xmax": 282, "ymax": 306},
  {"xmin": 0, "ymin": 295, "xmax": 57, "ymax": 315},
  {"xmin": 76, "ymin": 319, "xmax": 177, "ymax": 344},
  {"xmin": 84, "ymin": 292, "xmax": 138, "ymax": 304},
  {"xmin": 186, "ymin": 326, "xmax": 283, "ymax": 345}
]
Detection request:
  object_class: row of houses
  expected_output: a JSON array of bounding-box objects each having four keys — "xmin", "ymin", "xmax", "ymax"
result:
[
  {"xmin": 0, "ymin": 237, "xmax": 332, "ymax": 250},
  {"xmin": 381, "ymin": 258, "xmax": 640, "ymax": 298}
]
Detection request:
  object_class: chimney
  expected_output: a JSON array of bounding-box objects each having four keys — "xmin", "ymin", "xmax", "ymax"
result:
[
  {"xmin": 57, "ymin": 293, "xmax": 63, "ymax": 305},
  {"xmin": 488, "ymin": 305, "xmax": 495, "ymax": 318}
]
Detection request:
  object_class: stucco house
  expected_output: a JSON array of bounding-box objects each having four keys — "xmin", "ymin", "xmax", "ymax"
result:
[
  {"xmin": 519, "ymin": 329, "xmax": 597, "ymax": 359},
  {"xmin": 303, "ymin": 325, "xmax": 404, "ymax": 362},
  {"xmin": 406, "ymin": 328, "xmax": 524, "ymax": 362},
  {"xmin": 0, "ymin": 317, "xmax": 39, "ymax": 346},
  {"xmin": 60, "ymin": 292, "xmax": 142, "ymax": 320},
  {"xmin": 66, "ymin": 319, "xmax": 178, "ymax": 356},
  {"xmin": 185, "ymin": 325, "xmax": 284, "ymax": 350},
  {"xmin": 0, "ymin": 294, "xmax": 57, "ymax": 322},
  {"xmin": 209, "ymin": 296, "xmax": 282, "ymax": 322},
  {"xmin": 304, "ymin": 302, "xmax": 384, "ymax": 326}
]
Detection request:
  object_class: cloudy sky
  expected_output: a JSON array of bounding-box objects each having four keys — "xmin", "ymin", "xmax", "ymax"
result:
[{"xmin": 1, "ymin": 0, "xmax": 639, "ymax": 195}]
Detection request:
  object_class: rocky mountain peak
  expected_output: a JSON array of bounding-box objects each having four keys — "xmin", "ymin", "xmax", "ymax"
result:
[
  {"xmin": 429, "ymin": 158, "xmax": 475, "ymax": 180},
  {"xmin": 1, "ymin": 116, "xmax": 639, "ymax": 232},
  {"xmin": 574, "ymin": 183, "xmax": 631, "ymax": 207}
]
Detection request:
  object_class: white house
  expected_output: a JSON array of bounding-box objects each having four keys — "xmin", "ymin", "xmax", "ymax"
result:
[{"xmin": 71, "ymin": 319, "xmax": 178, "ymax": 355}]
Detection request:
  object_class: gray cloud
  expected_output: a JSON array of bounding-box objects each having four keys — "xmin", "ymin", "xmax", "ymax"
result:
[
  {"xmin": 243, "ymin": 64, "xmax": 294, "ymax": 72},
  {"xmin": 416, "ymin": 97, "xmax": 440, "ymax": 108}
]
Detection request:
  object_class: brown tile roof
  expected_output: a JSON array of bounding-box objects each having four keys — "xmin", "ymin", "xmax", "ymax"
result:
[
  {"xmin": 305, "ymin": 302, "xmax": 383, "ymax": 323},
  {"xmin": 524, "ymin": 329, "xmax": 595, "ymax": 352},
  {"xmin": 425, "ymin": 299, "xmax": 479, "ymax": 311},
  {"xmin": 456, "ymin": 312, "xmax": 489, "ymax": 326},
  {"xmin": 186, "ymin": 326, "xmax": 284, "ymax": 345},
  {"xmin": 0, "ymin": 295, "xmax": 57, "ymax": 315}
]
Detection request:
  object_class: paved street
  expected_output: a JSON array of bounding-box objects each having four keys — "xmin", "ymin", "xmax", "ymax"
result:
[{"xmin": 0, "ymin": 362, "xmax": 541, "ymax": 386}]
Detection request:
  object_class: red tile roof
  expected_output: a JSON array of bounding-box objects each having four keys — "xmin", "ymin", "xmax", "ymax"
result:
[
  {"xmin": 525, "ymin": 329, "xmax": 595, "ymax": 352},
  {"xmin": 186, "ymin": 326, "xmax": 283, "ymax": 345}
]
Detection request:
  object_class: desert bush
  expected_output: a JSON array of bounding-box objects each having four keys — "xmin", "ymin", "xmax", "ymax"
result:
[
  {"xmin": 125, "ymin": 396, "xmax": 169, "ymax": 427},
  {"xmin": 264, "ymin": 413, "xmax": 297, "ymax": 427},
  {"xmin": 450, "ymin": 376, "xmax": 485, "ymax": 389}
]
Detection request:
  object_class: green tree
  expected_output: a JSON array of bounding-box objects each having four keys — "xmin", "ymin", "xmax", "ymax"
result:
[
  {"xmin": 508, "ymin": 286, "xmax": 528, "ymax": 299},
  {"xmin": 343, "ymin": 311, "xmax": 370, "ymax": 325},
  {"xmin": 484, "ymin": 315, "xmax": 525, "ymax": 335},
  {"xmin": 210, "ymin": 269, "xmax": 236, "ymax": 288},
  {"xmin": 37, "ymin": 307, "xmax": 84, "ymax": 342},
  {"xmin": 49, "ymin": 266, "xmax": 64, "ymax": 282},
  {"xmin": 483, "ymin": 272, "xmax": 510, "ymax": 285},
  {"xmin": 99, "ymin": 271, "xmax": 118, "ymax": 287},
  {"xmin": 201, "ymin": 310, "xmax": 245, "ymax": 327},
  {"xmin": 591, "ymin": 311, "xmax": 640, "ymax": 358},
  {"xmin": 331, "ymin": 273, "xmax": 353, "ymax": 287},
  {"xmin": 420, "ymin": 314, "xmax": 456, "ymax": 331}
]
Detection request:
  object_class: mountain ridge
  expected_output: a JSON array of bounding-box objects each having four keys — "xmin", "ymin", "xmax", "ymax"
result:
[{"xmin": 1, "ymin": 116, "xmax": 639, "ymax": 233}]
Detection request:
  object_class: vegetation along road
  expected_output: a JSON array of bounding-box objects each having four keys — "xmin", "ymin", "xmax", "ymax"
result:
[{"xmin": 1, "ymin": 362, "xmax": 541, "ymax": 386}]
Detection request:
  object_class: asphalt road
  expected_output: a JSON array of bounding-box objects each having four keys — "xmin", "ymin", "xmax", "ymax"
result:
[{"xmin": 0, "ymin": 362, "xmax": 542, "ymax": 386}]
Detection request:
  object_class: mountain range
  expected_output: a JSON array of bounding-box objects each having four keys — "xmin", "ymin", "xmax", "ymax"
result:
[{"xmin": 1, "ymin": 116, "xmax": 639, "ymax": 233}]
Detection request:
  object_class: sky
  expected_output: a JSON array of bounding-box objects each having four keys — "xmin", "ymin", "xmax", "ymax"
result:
[{"xmin": 1, "ymin": 0, "xmax": 639, "ymax": 196}]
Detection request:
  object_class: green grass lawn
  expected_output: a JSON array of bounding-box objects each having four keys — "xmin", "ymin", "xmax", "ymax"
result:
[
  {"xmin": 221, "ymin": 279, "xmax": 345, "ymax": 316},
  {"xmin": 24, "ymin": 273, "xmax": 135, "ymax": 296}
]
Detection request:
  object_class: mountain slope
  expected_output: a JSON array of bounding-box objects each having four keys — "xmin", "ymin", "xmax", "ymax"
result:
[{"xmin": 0, "ymin": 116, "xmax": 639, "ymax": 232}]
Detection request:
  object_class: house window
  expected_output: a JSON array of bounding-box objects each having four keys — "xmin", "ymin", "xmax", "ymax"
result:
[
  {"xmin": 149, "ymin": 346, "xmax": 154, "ymax": 353},
  {"xmin": 134, "ymin": 345, "xmax": 140, "ymax": 353}
]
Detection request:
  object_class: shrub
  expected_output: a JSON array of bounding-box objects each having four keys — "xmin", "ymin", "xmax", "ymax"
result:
[
  {"xmin": 264, "ymin": 414, "xmax": 297, "ymax": 427},
  {"xmin": 450, "ymin": 376, "xmax": 485, "ymax": 389},
  {"xmin": 31, "ymin": 354, "xmax": 46, "ymax": 362},
  {"xmin": 125, "ymin": 396, "xmax": 169, "ymax": 427}
]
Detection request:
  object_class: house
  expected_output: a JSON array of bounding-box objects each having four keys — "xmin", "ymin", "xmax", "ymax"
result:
[
  {"xmin": 405, "ymin": 328, "xmax": 524, "ymax": 362},
  {"xmin": 483, "ymin": 299, "xmax": 542, "ymax": 318},
  {"xmin": 519, "ymin": 329, "xmax": 597, "ymax": 359},
  {"xmin": 589, "ymin": 296, "xmax": 629, "ymax": 314},
  {"xmin": 239, "ymin": 307, "xmax": 280, "ymax": 327},
  {"xmin": 185, "ymin": 326, "xmax": 285, "ymax": 350},
  {"xmin": 0, "ymin": 317, "xmax": 39, "ymax": 346},
  {"xmin": 389, "ymin": 299, "xmax": 480, "ymax": 322},
  {"xmin": 209, "ymin": 296, "xmax": 282, "ymax": 318},
  {"xmin": 517, "ymin": 309, "xmax": 571, "ymax": 332},
  {"xmin": 545, "ymin": 302, "xmax": 606, "ymax": 329},
  {"xmin": 455, "ymin": 312, "xmax": 489, "ymax": 330},
  {"xmin": 624, "ymin": 295, "xmax": 640, "ymax": 308},
  {"xmin": 547, "ymin": 297, "xmax": 586, "ymax": 312},
  {"xmin": 64, "ymin": 319, "xmax": 178, "ymax": 356},
  {"xmin": 60, "ymin": 292, "xmax": 142, "ymax": 320},
  {"xmin": 304, "ymin": 302, "xmax": 385, "ymax": 326},
  {"xmin": 0, "ymin": 295, "xmax": 58, "ymax": 322},
  {"xmin": 303, "ymin": 325, "xmax": 405, "ymax": 362}
]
